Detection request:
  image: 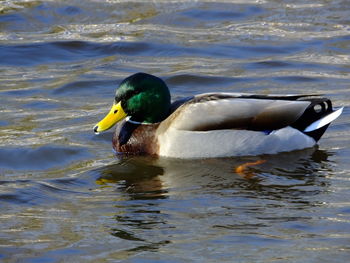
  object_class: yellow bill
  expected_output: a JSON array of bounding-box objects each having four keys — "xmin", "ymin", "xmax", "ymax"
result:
[{"xmin": 93, "ymin": 101, "xmax": 127, "ymax": 134}]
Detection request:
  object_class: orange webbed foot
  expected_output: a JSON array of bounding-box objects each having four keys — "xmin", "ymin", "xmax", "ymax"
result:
[{"xmin": 235, "ymin": 159, "xmax": 266, "ymax": 179}]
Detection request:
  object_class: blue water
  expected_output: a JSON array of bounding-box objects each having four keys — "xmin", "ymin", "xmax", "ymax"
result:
[{"xmin": 1, "ymin": 1, "xmax": 350, "ymax": 262}]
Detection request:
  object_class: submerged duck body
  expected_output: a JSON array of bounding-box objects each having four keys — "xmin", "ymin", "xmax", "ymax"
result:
[{"xmin": 94, "ymin": 73, "xmax": 343, "ymax": 158}]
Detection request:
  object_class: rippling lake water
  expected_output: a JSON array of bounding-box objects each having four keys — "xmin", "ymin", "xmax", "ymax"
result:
[{"xmin": 1, "ymin": 0, "xmax": 350, "ymax": 262}]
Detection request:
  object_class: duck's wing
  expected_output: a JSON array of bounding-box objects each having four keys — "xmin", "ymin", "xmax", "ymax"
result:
[{"xmin": 165, "ymin": 93, "xmax": 316, "ymax": 131}]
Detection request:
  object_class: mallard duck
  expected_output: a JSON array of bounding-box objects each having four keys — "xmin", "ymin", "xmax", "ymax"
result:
[{"xmin": 93, "ymin": 72, "xmax": 343, "ymax": 158}]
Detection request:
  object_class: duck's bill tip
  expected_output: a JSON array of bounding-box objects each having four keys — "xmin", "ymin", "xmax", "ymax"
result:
[{"xmin": 93, "ymin": 125, "xmax": 100, "ymax": 135}]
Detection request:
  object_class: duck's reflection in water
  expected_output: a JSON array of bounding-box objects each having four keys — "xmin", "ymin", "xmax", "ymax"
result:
[
  {"xmin": 95, "ymin": 147, "xmax": 333, "ymax": 202},
  {"xmin": 96, "ymin": 157, "xmax": 166, "ymax": 199},
  {"xmin": 93, "ymin": 147, "xmax": 333, "ymax": 254}
]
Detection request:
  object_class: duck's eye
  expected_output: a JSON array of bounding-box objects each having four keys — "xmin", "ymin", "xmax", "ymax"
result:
[
  {"xmin": 114, "ymin": 109, "xmax": 118, "ymax": 114},
  {"xmin": 126, "ymin": 89, "xmax": 141, "ymax": 98}
]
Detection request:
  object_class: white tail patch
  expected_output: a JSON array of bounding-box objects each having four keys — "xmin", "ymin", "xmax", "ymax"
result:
[{"xmin": 304, "ymin": 107, "xmax": 344, "ymax": 132}]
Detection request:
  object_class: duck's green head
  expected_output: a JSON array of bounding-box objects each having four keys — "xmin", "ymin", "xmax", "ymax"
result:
[{"xmin": 93, "ymin": 73, "xmax": 171, "ymax": 134}]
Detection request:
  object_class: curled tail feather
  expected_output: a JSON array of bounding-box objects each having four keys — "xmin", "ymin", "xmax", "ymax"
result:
[{"xmin": 291, "ymin": 98, "xmax": 343, "ymax": 141}]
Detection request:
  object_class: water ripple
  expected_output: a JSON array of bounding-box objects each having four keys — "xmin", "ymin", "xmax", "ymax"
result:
[{"xmin": 0, "ymin": 145, "xmax": 91, "ymax": 171}]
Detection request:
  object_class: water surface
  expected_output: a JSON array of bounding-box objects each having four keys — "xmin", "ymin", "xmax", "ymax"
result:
[{"xmin": 1, "ymin": 0, "xmax": 350, "ymax": 262}]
